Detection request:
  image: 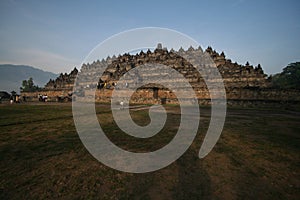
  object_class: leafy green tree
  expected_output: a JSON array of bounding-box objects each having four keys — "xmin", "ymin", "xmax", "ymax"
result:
[
  {"xmin": 272, "ymin": 62, "xmax": 300, "ymax": 89},
  {"xmin": 20, "ymin": 77, "xmax": 41, "ymax": 92}
]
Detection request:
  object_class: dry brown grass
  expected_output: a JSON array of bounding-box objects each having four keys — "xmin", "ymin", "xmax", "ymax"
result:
[{"xmin": 0, "ymin": 103, "xmax": 299, "ymax": 199}]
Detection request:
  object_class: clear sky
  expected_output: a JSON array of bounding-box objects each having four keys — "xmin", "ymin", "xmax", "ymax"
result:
[{"xmin": 0, "ymin": 0, "xmax": 299, "ymax": 74}]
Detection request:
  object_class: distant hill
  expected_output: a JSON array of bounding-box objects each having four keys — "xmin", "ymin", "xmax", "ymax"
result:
[{"xmin": 0, "ymin": 64, "xmax": 58, "ymax": 93}]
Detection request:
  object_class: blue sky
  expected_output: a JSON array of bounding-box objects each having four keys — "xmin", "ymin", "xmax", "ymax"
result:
[{"xmin": 0, "ymin": 0, "xmax": 299, "ymax": 74}]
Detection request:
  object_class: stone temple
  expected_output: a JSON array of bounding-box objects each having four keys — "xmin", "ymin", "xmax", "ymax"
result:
[{"xmin": 21, "ymin": 44, "xmax": 300, "ymax": 105}]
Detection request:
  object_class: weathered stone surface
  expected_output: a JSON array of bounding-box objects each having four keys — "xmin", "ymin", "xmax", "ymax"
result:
[{"xmin": 21, "ymin": 45, "xmax": 300, "ymax": 104}]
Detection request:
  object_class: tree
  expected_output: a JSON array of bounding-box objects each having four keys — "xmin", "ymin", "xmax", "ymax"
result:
[
  {"xmin": 272, "ymin": 62, "xmax": 300, "ymax": 89},
  {"xmin": 20, "ymin": 77, "xmax": 41, "ymax": 92}
]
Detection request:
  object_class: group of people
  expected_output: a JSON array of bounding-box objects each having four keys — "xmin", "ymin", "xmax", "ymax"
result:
[
  {"xmin": 9, "ymin": 95, "xmax": 20, "ymax": 104},
  {"xmin": 38, "ymin": 94, "xmax": 48, "ymax": 102}
]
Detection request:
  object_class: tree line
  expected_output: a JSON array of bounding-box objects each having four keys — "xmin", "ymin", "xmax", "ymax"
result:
[
  {"xmin": 20, "ymin": 77, "xmax": 41, "ymax": 92},
  {"xmin": 271, "ymin": 62, "xmax": 300, "ymax": 89}
]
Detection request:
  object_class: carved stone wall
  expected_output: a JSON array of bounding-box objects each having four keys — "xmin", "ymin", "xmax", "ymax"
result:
[
  {"xmin": 44, "ymin": 68, "xmax": 78, "ymax": 90},
  {"xmin": 21, "ymin": 45, "xmax": 300, "ymax": 104}
]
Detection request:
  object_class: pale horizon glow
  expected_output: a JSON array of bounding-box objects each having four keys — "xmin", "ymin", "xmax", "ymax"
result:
[{"xmin": 0, "ymin": 0, "xmax": 299, "ymax": 75}]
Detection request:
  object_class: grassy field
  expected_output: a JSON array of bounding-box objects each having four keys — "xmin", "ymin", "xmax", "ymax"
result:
[{"xmin": 0, "ymin": 103, "xmax": 299, "ymax": 199}]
